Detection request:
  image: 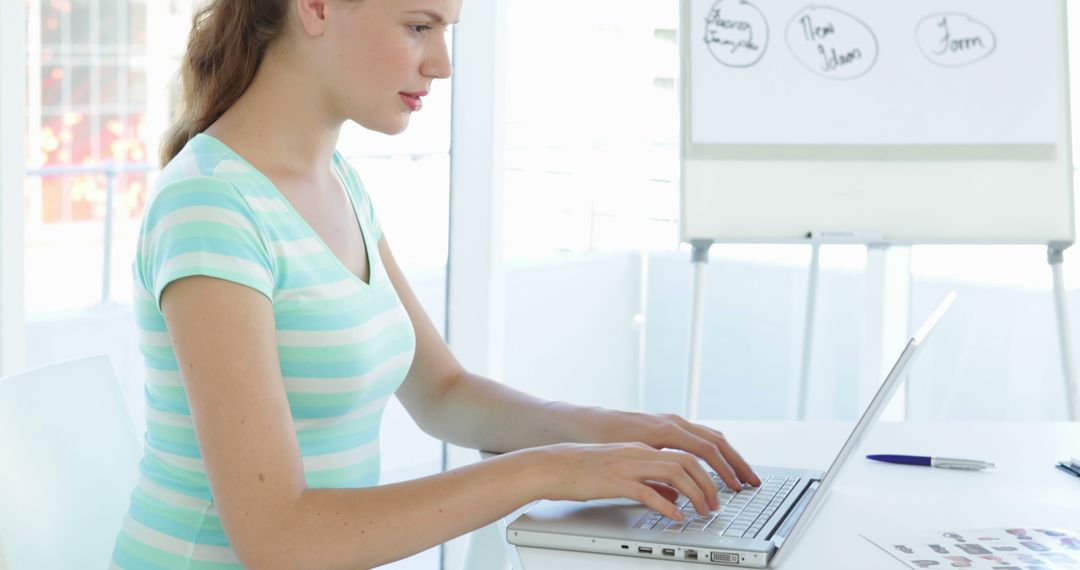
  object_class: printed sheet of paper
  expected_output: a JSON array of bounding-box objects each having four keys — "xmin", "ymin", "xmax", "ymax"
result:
[{"xmin": 863, "ymin": 527, "xmax": 1080, "ymax": 569}]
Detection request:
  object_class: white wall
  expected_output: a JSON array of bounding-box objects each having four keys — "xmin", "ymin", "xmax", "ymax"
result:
[{"xmin": 502, "ymin": 252, "xmax": 641, "ymax": 411}]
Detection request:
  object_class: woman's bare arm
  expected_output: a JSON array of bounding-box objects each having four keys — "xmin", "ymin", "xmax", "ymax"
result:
[
  {"xmin": 162, "ymin": 275, "xmax": 719, "ymax": 569},
  {"xmin": 384, "ymin": 237, "xmax": 760, "ymax": 490}
]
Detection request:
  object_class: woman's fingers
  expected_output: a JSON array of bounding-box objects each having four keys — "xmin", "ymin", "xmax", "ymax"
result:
[
  {"xmin": 698, "ymin": 425, "xmax": 761, "ymax": 487},
  {"xmin": 634, "ymin": 459, "xmax": 711, "ymax": 516},
  {"xmin": 643, "ymin": 481, "xmax": 679, "ymax": 504},
  {"xmin": 623, "ymin": 446, "xmax": 720, "ymax": 512},
  {"xmin": 667, "ymin": 420, "xmax": 760, "ymax": 489},
  {"xmin": 688, "ymin": 435, "xmax": 743, "ymax": 492},
  {"xmin": 663, "ymin": 450, "xmax": 719, "ymax": 510},
  {"xmin": 627, "ymin": 483, "xmax": 684, "ymax": 521}
]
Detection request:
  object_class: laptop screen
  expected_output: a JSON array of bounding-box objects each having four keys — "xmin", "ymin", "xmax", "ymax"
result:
[{"xmin": 769, "ymin": 291, "xmax": 956, "ymax": 567}]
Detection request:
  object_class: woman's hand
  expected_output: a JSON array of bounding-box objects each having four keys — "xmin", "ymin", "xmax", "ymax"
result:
[
  {"xmin": 528, "ymin": 442, "xmax": 723, "ymax": 521},
  {"xmin": 588, "ymin": 410, "xmax": 761, "ymax": 492}
]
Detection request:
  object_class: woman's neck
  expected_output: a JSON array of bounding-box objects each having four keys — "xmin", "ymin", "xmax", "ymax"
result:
[{"xmin": 205, "ymin": 46, "xmax": 342, "ymax": 181}]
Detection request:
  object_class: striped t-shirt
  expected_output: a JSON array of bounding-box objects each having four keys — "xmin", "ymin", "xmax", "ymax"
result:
[{"xmin": 111, "ymin": 133, "xmax": 417, "ymax": 569}]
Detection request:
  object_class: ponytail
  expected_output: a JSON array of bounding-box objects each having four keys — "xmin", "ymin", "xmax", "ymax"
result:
[{"xmin": 160, "ymin": 0, "xmax": 288, "ymax": 166}]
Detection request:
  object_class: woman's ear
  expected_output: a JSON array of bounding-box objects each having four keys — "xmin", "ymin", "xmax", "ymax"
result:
[{"xmin": 295, "ymin": 0, "xmax": 328, "ymax": 37}]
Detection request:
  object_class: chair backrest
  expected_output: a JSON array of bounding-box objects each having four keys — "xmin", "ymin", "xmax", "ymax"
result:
[{"xmin": 0, "ymin": 355, "xmax": 141, "ymax": 570}]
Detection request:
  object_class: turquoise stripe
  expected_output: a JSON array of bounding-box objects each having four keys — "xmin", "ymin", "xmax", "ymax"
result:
[
  {"xmin": 138, "ymin": 458, "xmax": 212, "ymax": 501},
  {"xmin": 112, "ymin": 538, "xmax": 177, "ymax": 570},
  {"xmin": 274, "ymin": 294, "xmax": 401, "ymax": 330},
  {"xmin": 129, "ymin": 498, "xmax": 228, "ymax": 545},
  {"xmin": 288, "ymin": 377, "xmax": 402, "ymax": 419},
  {"xmin": 276, "ymin": 323, "xmax": 414, "ymax": 362},
  {"xmin": 141, "ymin": 352, "xmax": 181, "ymax": 372},
  {"xmin": 145, "ymin": 433, "xmax": 201, "ymax": 459},
  {"xmin": 144, "ymin": 185, "xmax": 246, "ymax": 225},
  {"xmin": 145, "ymin": 385, "xmax": 191, "ymax": 415},
  {"xmin": 135, "ymin": 315, "xmax": 168, "ymax": 333},
  {"xmin": 153, "ymin": 234, "xmax": 269, "ymax": 267},
  {"xmin": 279, "ymin": 340, "xmax": 414, "ymax": 377},
  {"xmin": 297, "ymin": 418, "xmax": 381, "ymax": 455},
  {"xmin": 275, "ymin": 266, "xmax": 353, "ymax": 289},
  {"xmin": 113, "ymin": 531, "xmax": 241, "ymax": 569},
  {"xmin": 120, "ymin": 134, "xmax": 415, "ymax": 567}
]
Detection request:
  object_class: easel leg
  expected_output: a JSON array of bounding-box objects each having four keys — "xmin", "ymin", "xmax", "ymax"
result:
[
  {"xmin": 1048, "ymin": 246, "xmax": 1079, "ymax": 421},
  {"xmin": 797, "ymin": 244, "xmax": 821, "ymax": 420},
  {"xmin": 860, "ymin": 245, "xmax": 912, "ymax": 421},
  {"xmin": 686, "ymin": 240, "xmax": 712, "ymax": 420}
]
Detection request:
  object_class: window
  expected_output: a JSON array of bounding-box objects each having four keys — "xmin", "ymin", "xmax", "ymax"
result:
[{"xmin": 22, "ymin": 5, "xmax": 449, "ymax": 566}]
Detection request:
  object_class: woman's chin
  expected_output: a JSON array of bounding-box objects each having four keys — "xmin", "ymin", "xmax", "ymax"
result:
[{"xmin": 356, "ymin": 115, "xmax": 411, "ymax": 136}]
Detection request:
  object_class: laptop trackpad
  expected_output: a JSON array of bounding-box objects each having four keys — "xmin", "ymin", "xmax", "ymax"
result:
[{"xmin": 518, "ymin": 499, "xmax": 647, "ymax": 532}]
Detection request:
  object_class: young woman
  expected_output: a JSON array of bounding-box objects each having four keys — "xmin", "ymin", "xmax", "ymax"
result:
[{"xmin": 110, "ymin": 0, "xmax": 760, "ymax": 567}]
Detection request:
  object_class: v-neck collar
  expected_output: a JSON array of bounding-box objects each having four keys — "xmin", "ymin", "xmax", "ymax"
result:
[{"xmin": 196, "ymin": 133, "xmax": 375, "ymax": 288}]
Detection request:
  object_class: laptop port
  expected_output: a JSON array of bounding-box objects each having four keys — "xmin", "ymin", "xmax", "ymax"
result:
[
  {"xmin": 638, "ymin": 546, "xmax": 653, "ymax": 554},
  {"xmin": 711, "ymin": 552, "xmax": 740, "ymax": 563},
  {"xmin": 662, "ymin": 548, "xmax": 675, "ymax": 557},
  {"xmin": 685, "ymin": 549, "xmax": 698, "ymax": 560}
]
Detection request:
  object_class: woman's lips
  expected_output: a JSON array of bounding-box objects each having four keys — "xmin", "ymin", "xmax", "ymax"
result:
[{"xmin": 399, "ymin": 92, "xmax": 425, "ymax": 112}]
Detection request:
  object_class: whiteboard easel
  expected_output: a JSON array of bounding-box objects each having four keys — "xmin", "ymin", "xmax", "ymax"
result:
[{"xmin": 679, "ymin": 0, "xmax": 1078, "ymax": 421}]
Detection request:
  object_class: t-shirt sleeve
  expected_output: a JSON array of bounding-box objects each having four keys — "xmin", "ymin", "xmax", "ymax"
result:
[{"xmin": 136, "ymin": 176, "xmax": 276, "ymax": 309}]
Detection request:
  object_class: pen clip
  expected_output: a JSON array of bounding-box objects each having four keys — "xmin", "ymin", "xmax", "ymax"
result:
[{"xmin": 933, "ymin": 457, "xmax": 995, "ymax": 470}]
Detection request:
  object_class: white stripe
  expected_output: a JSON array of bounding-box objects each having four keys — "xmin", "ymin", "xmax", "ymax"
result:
[
  {"xmin": 284, "ymin": 353, "xmax": 412, "ymax": 395},
  {"xmin": 133, "ymin": 284, "xmax": 153, "ymax": 302},
  {"xmin": 245, "ymin": 195, "xmax": 289, "ymax": 213},
  {"xmin": 156, "ymin": 252, "xmax": 273, "ymax": 292},
  {"xmin": 292, "ymin": 394, "xmax": 392, "ymax": 431},
  {"xmin": 276, "ymin": 277, "xmax": 362, "ymax": 303},
  {"xmin": 139, "ymin": 329, "xmax": 172, "ymax": 347},
  {"xmin": 273, "ymin": 237, "xmax": 325, "ymax": 259},
  {"xmin": 275, "ymin": 306, "xmax": 409, "ymax": 347},
  {"xmin": 145, "ymin": 368, "xmax": 183, "ymax": 387},
  {"xmin": 146, "ymin": 206, "xmax": 256, "ymax": 249},
  {"xmin": 145, "ymin": 406, "xmax": 194, "ymax": 428},
  {"xmin": 143, "ymin": 350, "xmax": 410, "ymax": 395},
  {"xmin": 302, "ymin": 439, "xmax": 380, "ymax": 472},
  {"xmin": 211, "ymin": 158, "xmax": 251, "ymax": 177},
  {"xmin": 121, "ymin": 517, "xmax": 239, "ymax": 564},
  {"xmin": 135, "ymin": 474, "xmax": 210, "ymax": 512},
  {"xmin": 145, "ymin": 445, "xmax": 207, "ymax": 474}
]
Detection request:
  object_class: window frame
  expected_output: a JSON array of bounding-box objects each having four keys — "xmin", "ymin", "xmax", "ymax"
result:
[{"xmin": 1, "ymin": 0, "xmax": 28, "ymax": 376}]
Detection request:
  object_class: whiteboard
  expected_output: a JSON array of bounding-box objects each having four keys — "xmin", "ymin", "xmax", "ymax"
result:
[{"xmin": 680, "ymin": 0, "xmax": 1075, "ymax": 245}]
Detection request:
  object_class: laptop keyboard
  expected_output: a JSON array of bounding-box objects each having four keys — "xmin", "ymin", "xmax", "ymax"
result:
[{"xmin": 634, "ymin": 474, "xmax": 797, "ymax": 539}]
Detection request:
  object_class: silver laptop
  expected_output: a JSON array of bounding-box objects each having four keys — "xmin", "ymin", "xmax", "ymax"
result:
[{"xmin": 507, "ymin": 292, "xmax": 956, "ymax": 568}]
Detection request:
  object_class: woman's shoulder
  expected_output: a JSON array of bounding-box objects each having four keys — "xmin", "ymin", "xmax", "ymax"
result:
[{"xmin": 149, "ymin": 134, "xmax": 275, "ymax": 217}]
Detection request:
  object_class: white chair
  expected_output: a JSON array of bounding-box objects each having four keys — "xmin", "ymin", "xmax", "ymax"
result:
[{"xmin": 0, "ymin": 355, "xmax": 141, "ymax": 570}]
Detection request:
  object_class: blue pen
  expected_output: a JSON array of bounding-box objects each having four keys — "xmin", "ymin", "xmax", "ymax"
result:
[{"xmin": 866, "ymin": 454, "xmax": 996, "ymax": 471}]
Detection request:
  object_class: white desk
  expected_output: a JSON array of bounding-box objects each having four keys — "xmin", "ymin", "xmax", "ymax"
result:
[{"xmin": 506, "ymin": 421, "xmax": 1080, "ymax": 570}]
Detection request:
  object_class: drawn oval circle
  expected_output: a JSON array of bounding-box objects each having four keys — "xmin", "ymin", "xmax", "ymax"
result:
[
  {"xmin": 916, "ymin": 13, "xmax": 997, "ymax": 67},
  {"xmin": 704, "ymin": 0, "xmax": 770, "ymax": 68},
  {"xmin": 785, "ymin": 6, "xmax": 879, "ymax": 80}
]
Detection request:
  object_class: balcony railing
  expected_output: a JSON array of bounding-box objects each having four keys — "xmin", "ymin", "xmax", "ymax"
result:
[{"xmin": 25, "ymin": 162, "xmax": 157, "ymax": 305}]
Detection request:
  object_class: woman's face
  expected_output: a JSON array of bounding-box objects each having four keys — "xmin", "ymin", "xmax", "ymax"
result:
[{"xmin": 313, "ymin": 0, "xmax": 460, "ymax": 134}]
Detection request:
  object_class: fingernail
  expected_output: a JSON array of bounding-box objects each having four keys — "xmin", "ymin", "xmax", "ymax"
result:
[{"xmin": 674, "ymin": 511, "xmax": 685, "ymax": 521}]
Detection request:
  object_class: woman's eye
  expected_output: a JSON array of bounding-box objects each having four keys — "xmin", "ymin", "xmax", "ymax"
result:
[{"xmin": 409, "ymin": 24, "xmax": 432, "ymax": 34}]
